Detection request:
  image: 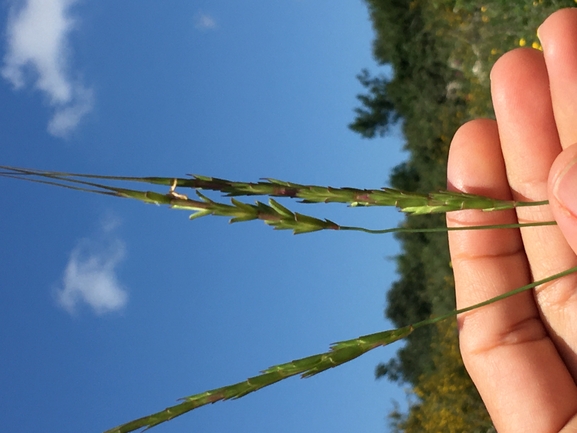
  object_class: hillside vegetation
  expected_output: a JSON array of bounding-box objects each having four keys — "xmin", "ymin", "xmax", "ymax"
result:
[{"xmin": 351, "ymin": 1, "xmax": 577, "ymax": 431}]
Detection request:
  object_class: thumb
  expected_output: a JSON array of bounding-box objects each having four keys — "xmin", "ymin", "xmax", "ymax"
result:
[{"xmin": 549, "ymin": 143, "xmax": 577, "ymax": 255}]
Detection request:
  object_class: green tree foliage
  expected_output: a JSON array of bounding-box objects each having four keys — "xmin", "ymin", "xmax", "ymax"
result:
[
  {"xmin": 354, "ymin": 0, "xmax": 577, "ymax": 430},
  {"xmin": 389, "ymin": 320, "xmax": 494, "ymax": 433},
  {"xmin": 354, "ymin": 0, "xmax": 453, "ymax": 143},
  {"xmin": 349, "ymin": 70, "xmax": 398, "ymax": 138}
]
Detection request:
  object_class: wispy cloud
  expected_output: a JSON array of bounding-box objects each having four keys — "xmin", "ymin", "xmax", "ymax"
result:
[
  {"xmin": 194, "ymin": 11, "xmax": 217, "ymax": 31},
  {"xmin": 1, "ymin": 0, "xmax": 93, "ymax": 137},
  {"xmin": 55, "ymin": 218, "xmax": 128, "ymax": 316}
]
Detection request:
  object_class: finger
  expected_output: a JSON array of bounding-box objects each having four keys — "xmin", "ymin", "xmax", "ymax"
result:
[
  {"xmin": 539, "ymin": 8, "xmax": 577, "ymax": 149},
  {"xmin": 447, "ymin": 119, "xmax": 577, "ymax": 433},
  {"xmin": 539, "ymin": 10, "xmax": 577, "ymax": 304},
  {"xmin": 491, "ymin": 43, "xmax": 577, "ymax": 375},
  {"xmin": 550, "ymin": 144, "xmax": 577, "ymax": 260}
]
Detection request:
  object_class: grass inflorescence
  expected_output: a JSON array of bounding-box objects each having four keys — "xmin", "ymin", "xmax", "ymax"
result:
[{"xmin": 0, "ymin": 164, "xmax": 569, "ymax": 433}]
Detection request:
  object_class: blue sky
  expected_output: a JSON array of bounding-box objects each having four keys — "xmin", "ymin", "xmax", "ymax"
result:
[{"xmin": 0, "ymin": 1, "xmax": 410, "ymax": 432}]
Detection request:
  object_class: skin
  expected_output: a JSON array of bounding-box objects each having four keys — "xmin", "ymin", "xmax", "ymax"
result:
[{"xmin": 446, "ymin": 8, "xmax": 577, "ymax": 433}]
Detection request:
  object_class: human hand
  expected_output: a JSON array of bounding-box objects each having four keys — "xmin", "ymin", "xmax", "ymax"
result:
[{"xmin": 447, "ymin": 8, "xmax": 577, "ymax": 432}]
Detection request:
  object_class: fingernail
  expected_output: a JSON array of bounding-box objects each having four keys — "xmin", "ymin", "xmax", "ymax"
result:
[{"xmin": 554, "ymin": 158, "xmax": 577, "ymax": 217}]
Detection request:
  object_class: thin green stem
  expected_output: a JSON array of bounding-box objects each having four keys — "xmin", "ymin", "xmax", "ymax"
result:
[
  {"xmin": 415, "ymin": 265, "xmax": 577, "ymax": 329},
  {"xmin": 340, "ymin": 220, "xmax": 557, "ymax": 235}
]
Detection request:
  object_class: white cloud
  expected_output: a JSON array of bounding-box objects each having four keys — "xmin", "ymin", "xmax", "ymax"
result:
[
  {"xmin": 99, "ymin": 211, "xmax": 122, "ymax": 234},
  {"xmin": 194, "ymin": 11, "xmax": 217, "ymax": 30},
  {"xmin": 1, "ymin": 0, "xmax": 93, "ymax": 137},
  {"xmin": 48, "ymin": 84, "xmax": 93, "ymax": 137},
  {"xmin": 56, "ymin": 221, "xmax": 128, "ymax": 316}
]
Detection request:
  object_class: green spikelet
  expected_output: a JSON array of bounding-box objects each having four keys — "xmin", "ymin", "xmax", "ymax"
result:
[
  {"xmin": 0, "ymin": 166, "xmax": 548, "ymax": 213},
  {"xmin": 103, "ymin": 326, "xmax": 414, "ymax": 433}
]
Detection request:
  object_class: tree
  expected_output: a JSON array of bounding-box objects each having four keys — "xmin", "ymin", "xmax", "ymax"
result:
[
  {"xmin": 389, "ymin": 320, "xmax": 494, "ymax": 433},
  {"xmin": 349, "ymin": 69, "xmax": 399, "ymax": 138}
]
